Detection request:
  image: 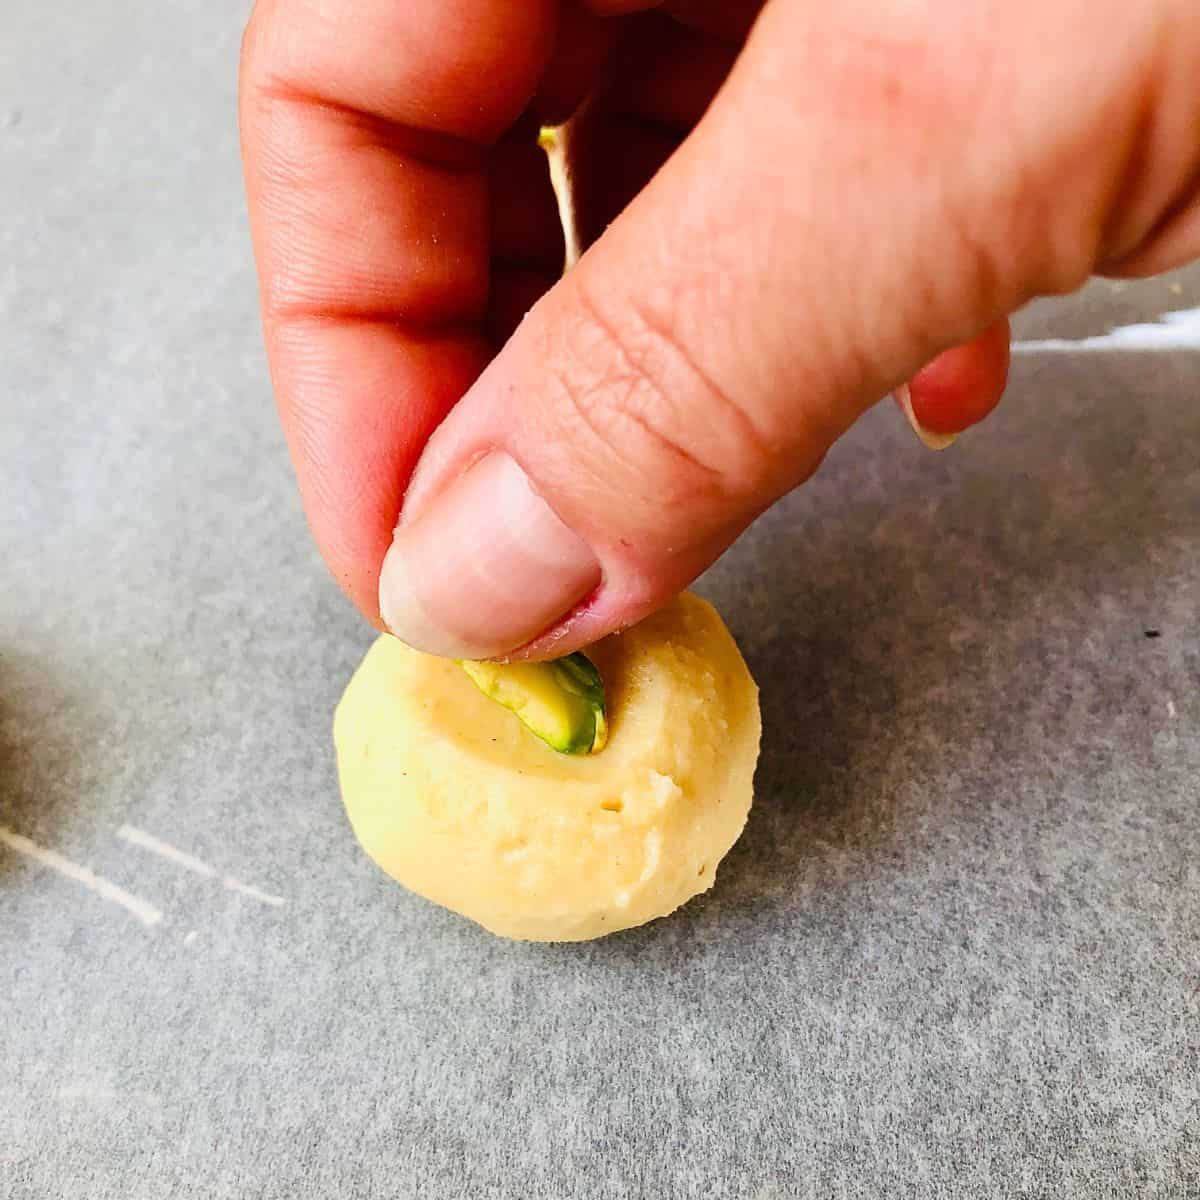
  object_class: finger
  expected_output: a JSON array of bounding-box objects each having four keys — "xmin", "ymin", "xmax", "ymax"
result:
[
  {"xmin": 534, "ymin": 2, "xmax": 623, "ymax": 126},
  {"xmin": 603, "ymin": 13, "xmax": 737, "ymax": 131},
  {"xmin": 583, "ymin": 0, "xmax": 662, "ymax": 14},
  {"xmin": 566, "ymin": 109, "xmax": 679, "ymax": 251},
  {"xmin": 1103, "ymin": 189, "xmax": 1200, "ymax": 278},
  {"xmin": 239, "ymin": 0, "xmax": 558, "ymax": 620},
  {"xmin": 1096, "ymin": 24, "xmax": 1200, "ymax": 279},
  {"xmin": 904, "ymin": 320, "xmax": 1012, "ymax": 440},
  {"xmin": 379, "ymin": 6, "xmax": 1034, "ymax": 660},
  {"xmin": 584, "ymin": 0, "xmax": 767, "ymax": 42},
  {"xmin": 378, "ymin": 0, "xmax": 1200, "ymax": 661},
  {"xmin": 662, "ymin": 1, "xmax": 766, "ymax": 43},
  {"xmin": 568, "ymin": 17, "xmax": 735, "ymax": 248}
]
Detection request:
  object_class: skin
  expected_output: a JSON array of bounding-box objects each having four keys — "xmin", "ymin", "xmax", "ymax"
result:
[{"xmin": 240, "ymin": 0, "xmax": 1200, "ymax": 660}]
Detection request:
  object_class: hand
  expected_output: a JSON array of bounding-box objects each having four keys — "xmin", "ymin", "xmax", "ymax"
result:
[{"xmin": 240, "ymin": 0, "xmax": 1200, "ymax": 659}]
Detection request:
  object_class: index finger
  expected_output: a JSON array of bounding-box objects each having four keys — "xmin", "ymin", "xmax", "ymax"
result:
[{"xmin": 239, "ymin": 0, "xmax": 558, "ymax": 621}]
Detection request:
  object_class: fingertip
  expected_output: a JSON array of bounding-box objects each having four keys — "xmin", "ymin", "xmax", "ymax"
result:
[
  {"xmin": 275, "ymin": 323, "xmax": 488, "ymax": 628},
  {"xmin": 906, "ymin": 319, "xmax": 1011, "ymax": 436}
]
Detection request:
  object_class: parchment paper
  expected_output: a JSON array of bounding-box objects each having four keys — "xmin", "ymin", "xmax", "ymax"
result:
[{"xmin": 2, "ymin": 3, "xmax": 1197, "ymax": 1195}]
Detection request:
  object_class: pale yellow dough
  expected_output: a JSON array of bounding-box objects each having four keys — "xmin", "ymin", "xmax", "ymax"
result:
[{"xmin": 333, "ymin": 593, "xmax": 761, "ymax": 941}]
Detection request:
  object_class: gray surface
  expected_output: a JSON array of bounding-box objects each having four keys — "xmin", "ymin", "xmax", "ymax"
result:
[{"xmin": 2, "ymin": 2, "xmax": 1199, "ymax": 1197}]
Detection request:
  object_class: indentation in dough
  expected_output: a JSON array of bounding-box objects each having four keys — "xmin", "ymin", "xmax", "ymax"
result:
[
  {"xmin": 599, "ymin": 799, "xmax": 624, "ymax": 813},
  {"xmin": 499, "ymin": 837, "xmax": 530, "ymax": 863}
]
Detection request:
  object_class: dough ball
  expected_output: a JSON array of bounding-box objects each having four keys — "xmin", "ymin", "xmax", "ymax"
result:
[{"xmin": 333, "ymin": 593, "xmax": 761, "ymax": 942}]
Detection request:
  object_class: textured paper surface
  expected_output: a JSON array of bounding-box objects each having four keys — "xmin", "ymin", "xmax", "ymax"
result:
[{"xmin": 2, "ymin": 3, "xmax": 1198, "ymax": 1196}]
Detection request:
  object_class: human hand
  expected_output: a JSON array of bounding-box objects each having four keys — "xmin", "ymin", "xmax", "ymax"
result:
[{"xmin": 240, "ymin": 0, "xmax": 1200, "ymax": 659}]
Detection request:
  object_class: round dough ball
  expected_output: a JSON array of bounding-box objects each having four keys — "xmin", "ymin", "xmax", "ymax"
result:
[{"xmin": 333, "ymin": 593, "xmax": 760, "ymax": 941}]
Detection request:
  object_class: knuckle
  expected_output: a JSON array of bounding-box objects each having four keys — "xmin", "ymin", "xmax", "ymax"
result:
[{"xmin": 545, "ymin": 276, "xmax": 772, "ymax": 504}]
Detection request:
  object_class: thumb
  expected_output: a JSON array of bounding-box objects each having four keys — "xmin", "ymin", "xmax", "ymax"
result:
[{"xmin": 378, "ymin": 0, "xmax": 1197, "ymax": 660}]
